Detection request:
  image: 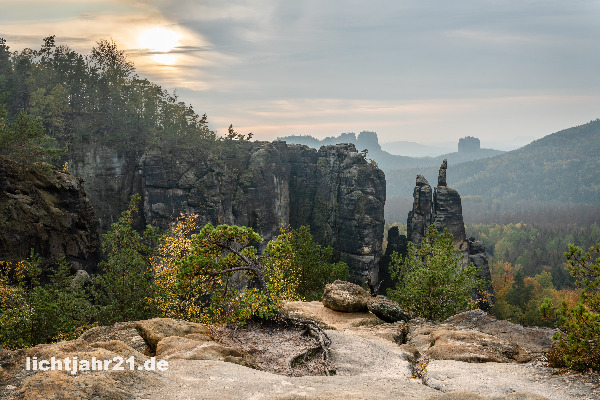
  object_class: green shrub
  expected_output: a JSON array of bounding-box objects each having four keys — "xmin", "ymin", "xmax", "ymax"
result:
[{"xmin": 0, "ymin": 253, "xmax": 94, "ymax": 349}]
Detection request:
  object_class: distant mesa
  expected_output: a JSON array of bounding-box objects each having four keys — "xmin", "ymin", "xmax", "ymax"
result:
[{"xmin": 458, "ymin": 136, "xmax": 480, "ymax": 153}]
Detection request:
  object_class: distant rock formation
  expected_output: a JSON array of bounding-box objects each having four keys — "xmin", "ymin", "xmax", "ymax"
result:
[
  {"xmin": 458, "ymin": 136, "xmax": 481, "ymax": 152},
  {"xmin": 0, "ymin": 157, "xmax": 101, "ymax": 272},
  {"xmin": 70, "ymin": 141, "xmax": 385, "ymax": 286}
]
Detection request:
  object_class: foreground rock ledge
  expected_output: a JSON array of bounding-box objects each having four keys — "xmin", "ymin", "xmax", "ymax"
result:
[{"xmin": 1, "ymin": 306, "xmax": 597, "ymax": 400}]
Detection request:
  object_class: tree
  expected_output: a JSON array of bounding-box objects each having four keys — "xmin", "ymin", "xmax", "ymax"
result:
[
  {"xmin": 543, "ymin": 243, "xmax": 600, "ymax": 371},
  {"xmin": 0, "ymin": 107, "xmax": 64, "ymax": 171},
  {"xmin": 91, "ymin": 194, "xmax": 158, "ymax": 324},
  {"xmin": 388, "ymin": 225, "xmax": 488, "ymax": 321},
  {"xmin": 286, "ymin": 225, "xmax": 348, "ymax": 300},
  {"xmin": 151, "ymin": 218, "xmax": 302, "ymax": 324}
]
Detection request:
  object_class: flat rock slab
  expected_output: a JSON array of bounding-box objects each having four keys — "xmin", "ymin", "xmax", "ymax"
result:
[
  {"xmin": 151, "ymin": 359, "xmax": 440, "ymax": 400},
  {"xmin": 426, "ymin": 360, "xmax": 598, "ymax": 400}
]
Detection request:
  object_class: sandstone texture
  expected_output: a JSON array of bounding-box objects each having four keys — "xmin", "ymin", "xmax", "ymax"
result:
[
  {"xmin": 2, "ymin": 305, "xmax": 598, "ymax": 400},
  {"xmin": 70, "ymin": 141, "xmax": 385, "ymax": 285},
  {"xmin": 0, "ymin": 157, "xmax": 100, "ymax": 271},
  {"xmin": 407, "ymin": 174, "xmax": 433, "ymax": 246},
  {"xmin": 322, "ymin": 280, "xmax": 371, "ymax": 312}
]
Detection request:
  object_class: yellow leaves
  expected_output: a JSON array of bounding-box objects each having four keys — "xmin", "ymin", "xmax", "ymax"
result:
[{"xmin": 150, "ymin": 216, "xmax": 303, "ymax": 323}]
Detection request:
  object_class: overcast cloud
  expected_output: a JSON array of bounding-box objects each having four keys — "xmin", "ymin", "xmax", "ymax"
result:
[{"xmin": 1, "ymin": 0, "xmax": 599, "ymax": 149}]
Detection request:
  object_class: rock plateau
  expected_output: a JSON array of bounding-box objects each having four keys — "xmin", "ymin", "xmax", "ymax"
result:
[{"xmin": 2, "ymin": 304, "xmax": 597, "ymax": 400}]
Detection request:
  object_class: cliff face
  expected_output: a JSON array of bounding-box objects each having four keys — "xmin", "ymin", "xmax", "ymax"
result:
[
  {"xmin": 0, "ymin": 157, "xmax": 101, "ymax": 271},
  {"xmin": 71, "ymin": 141, "xmax": 386, "ymax": 285}
]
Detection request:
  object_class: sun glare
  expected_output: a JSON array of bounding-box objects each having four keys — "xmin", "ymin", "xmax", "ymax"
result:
[{"xmin": 138, "ymin": 27, "xmax": 180, "ymax": 64}]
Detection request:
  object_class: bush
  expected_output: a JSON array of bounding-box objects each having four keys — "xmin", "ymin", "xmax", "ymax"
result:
[{"xmin": 0, "ymin": 253, "xmax": 94, "ymax": 349}]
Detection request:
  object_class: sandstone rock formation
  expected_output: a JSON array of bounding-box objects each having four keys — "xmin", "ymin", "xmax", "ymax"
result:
[
  {"xmin": 401, "ymin": 161, "xmax": 493, "ymax": 304},
  {"xmin": 2, "ymin": 306, "xmax": 597, "ymax": 400},
  {"xmin": 407, "ymin": 160, "xmax": 466, "ymax": 245},
  {"xmin": 0, "ymin": 157, "xmax": 101, "ymax": 272},
  {"xmin": 407, "ymin": 174, "xmax": 434, "ymax": 245},
  {"xmin": 71, "ymin": 141, "xmax": 386, "ymax": 284},
  {"xmin": 458, "ymin": 136, "xmax": 481, "ymax": 153}
]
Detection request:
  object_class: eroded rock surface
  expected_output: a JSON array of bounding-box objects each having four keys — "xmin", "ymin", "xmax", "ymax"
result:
[
  {"xmin": 2, "ymin": 306, "xmax": 597, "ymax": 400},
  {"xmin": 0, "ymin": 157, "xmax": 101, "ymax": 272}
]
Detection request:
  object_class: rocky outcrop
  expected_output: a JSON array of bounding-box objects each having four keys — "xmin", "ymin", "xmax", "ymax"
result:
[
  {"xmin": 406, "ymin": 160, "xmax": 474, "ymax": 245},
  {"xmin": 0, "ymin": 157, "xmax": 101, "ymax": 272},
  {"xmin": 432, "ymin": 159, "xmax": 466, "ymax": 244},
  {"xmin": 458, "ymin": 136, "xmax": 481, "ymax": 153},
  {"xmin": 139, "ymin": 142, "xmax": 385, "ymax": 284},
  {"xmin": 406, "ymin": 160, "xmax": 466, "ymax": 246},
  {"xmin": 2, "ymin": 307, "xmax": 597, "ymax": 400},
  {"xmin": 402, "ymin": 161, "xmax": 493, "ymax": 305},
  {"xmin": 406, "ymin": 174, "xmax": 433, "ymax": 245}
]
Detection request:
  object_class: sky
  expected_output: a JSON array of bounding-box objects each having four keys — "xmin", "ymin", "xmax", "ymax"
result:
[{"xmin": 1, "ymin": 0, "xmax": 599, "ymax": 150}]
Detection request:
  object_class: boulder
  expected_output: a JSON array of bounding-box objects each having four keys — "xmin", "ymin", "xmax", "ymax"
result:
[
  {"xmin": 367, "ymin": 296, "xmax": 411, "ymax": 323},
  {"xmin": 322, "ymin": 280, "xmax": 371, "ymax": 312}
]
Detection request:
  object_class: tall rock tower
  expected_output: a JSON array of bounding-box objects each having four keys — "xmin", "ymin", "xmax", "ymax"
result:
[{"xmin": 388, "ymin": 160, "xmax": 494, "ymax": 307}]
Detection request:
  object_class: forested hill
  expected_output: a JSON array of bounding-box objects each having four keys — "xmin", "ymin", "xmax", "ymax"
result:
[{"xmin": 386, "ymin": 119, "xmax": 600, "ymax": 204}]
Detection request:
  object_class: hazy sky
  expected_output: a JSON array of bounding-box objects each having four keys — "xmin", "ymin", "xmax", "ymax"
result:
[{"xmin": 2, "ymin": 0, "xmax": 599, "ymax": 149}]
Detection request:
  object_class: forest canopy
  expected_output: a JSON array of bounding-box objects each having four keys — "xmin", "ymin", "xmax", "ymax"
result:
[{"xmin": 0, "ymin": 36, "xmax": 229, "ymax": 160}]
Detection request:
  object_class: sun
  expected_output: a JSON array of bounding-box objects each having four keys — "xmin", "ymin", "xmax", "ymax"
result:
[{"xmin": 138, "ymin": 27, "xmax": 180, "ymax": 64}]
